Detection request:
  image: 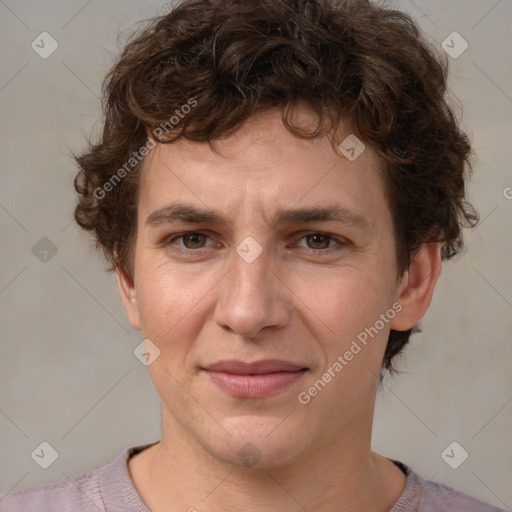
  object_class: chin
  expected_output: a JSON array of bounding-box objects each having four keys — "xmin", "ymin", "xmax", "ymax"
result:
[{"xmin": 200, "ymin": 414, "xmax": 312, "ymax": 470}]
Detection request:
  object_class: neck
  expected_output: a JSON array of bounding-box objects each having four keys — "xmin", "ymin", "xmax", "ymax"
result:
[{"xmin": 129, "ymin": 404, "xmax": 406, "ymax": 512}]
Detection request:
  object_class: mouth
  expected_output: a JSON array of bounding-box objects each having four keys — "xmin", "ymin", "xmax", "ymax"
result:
[{"xmin": 201, "ymin": 359, "xmax": 308, "ymax": 399}]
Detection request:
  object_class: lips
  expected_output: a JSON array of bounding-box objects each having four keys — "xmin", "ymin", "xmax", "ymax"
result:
[
  {"xmin": 202, "ymin": 359, "xmax": 308, "ymax": 398},
  {"xmin": 203, "ymin": 359, "xmax": 306, "ymax": 374}
]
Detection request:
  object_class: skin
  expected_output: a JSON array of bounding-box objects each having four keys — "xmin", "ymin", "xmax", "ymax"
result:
[{"xmin": 117, "ymin": 107, "xmax": 442, "ymax": 512}]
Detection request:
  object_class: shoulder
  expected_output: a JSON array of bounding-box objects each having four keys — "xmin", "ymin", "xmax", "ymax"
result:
[
  {"xmin": 0, "ymin": 443, "xmax": 156, "ymax": 512},
  {"xmin": 418, "ymin": 478, "xmax": 506, "ymax": 512},
  {"xmin": 0, "ymin": 441, "xmax": 158, "ymax": 512},
  {"xmin": 0, "ymin": 468, "xmax": 104, "ymax": 512},
  {"xmin": 392, "ymin": 461, "xmax": 507, "ymax": 512}
]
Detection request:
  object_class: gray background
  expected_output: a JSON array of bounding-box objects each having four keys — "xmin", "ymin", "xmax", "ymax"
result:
[{"xmin": 0, "ymin": 0, "xmax": 511, "ymax": 508}]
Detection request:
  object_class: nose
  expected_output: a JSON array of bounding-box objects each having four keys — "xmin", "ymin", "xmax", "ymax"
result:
[{"xmin": 213, "ymin": 246, "xmax": 292, "ymax": 340}]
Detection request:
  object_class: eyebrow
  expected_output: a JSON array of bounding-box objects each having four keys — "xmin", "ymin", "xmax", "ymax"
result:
[{"xmin": 145, "ymin": 203, "xmax": 370, "ymax": 229}]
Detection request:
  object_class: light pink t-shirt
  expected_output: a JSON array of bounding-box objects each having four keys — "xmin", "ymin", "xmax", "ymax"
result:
[{"xmin": 0, "ymin": 442, "xmax": 506, "ymax": 511}]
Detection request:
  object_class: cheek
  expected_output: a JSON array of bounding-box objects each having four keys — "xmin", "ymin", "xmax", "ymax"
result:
[
  {"xmin": 134, "ymin": 260, "xmax": 207, "ymax": 343},
  {"xmin": 303, "ymin": 267, "xmax": 392, "ymax": 337},
  {"xmin": 134, "ymin": 265, "xmax": 210, "ymax": 395},
  {"xmin": 299, "ymin": 267, "xmax": 397, "ymax": 390}
]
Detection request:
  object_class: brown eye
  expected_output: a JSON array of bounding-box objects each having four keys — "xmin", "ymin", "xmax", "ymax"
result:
[
  {"xmin": 165, "ymin": 231, "xmax": 217, "ymax": 256},
  {"xmin": 305, "ymin": 234, "xmax": 332, "ymax": 250},
  {"xmin": 292, "ymin": 232, "xmax": 346, "ymax": 255},
  {"xmin": 181, "ymin": 233, "xmax": 208, "ymax": 249}
]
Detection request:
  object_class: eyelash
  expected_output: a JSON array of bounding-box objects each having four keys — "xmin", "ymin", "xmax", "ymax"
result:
[{"xmin": 165, "ymin": 231, "xmax": 347, "ymax": 256}]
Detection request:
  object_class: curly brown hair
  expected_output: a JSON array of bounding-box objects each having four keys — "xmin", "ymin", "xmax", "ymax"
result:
[{"xmin": 74, "ymin": 0, "xmax": 478, "ymax": 371}]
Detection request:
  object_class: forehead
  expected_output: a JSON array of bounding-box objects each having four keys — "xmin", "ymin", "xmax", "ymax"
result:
[{"xmin": 138, "ymin": 108, "xmax": 388, "ymax": 229}]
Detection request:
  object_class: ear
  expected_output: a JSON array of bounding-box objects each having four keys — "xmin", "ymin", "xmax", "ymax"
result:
[
  {"xmin": 115, "ymin": 267, "xmax": 141, "ymax": 331},
  {"xmin": 390, "ymin": 242, "xmax": 442, "ymax": 331}
]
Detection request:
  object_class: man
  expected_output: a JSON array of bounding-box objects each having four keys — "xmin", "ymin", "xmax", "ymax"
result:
[{"xmin": 1, "ymin": 0, "xmax": 504, "ymax": 510}]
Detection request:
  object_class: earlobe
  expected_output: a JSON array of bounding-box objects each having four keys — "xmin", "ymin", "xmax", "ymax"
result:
[
  {"xmin": 115, "ymin": 267, "xmax": 141, "ymax": 331},
  {"xmin": 390, "ymin": 242, "xmax": 442, "ymax": 331}
]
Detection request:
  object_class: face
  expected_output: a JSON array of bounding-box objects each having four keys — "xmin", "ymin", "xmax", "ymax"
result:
[{"xmin": 118, "ymin": 107, "xmax": 435, "ymax": 469}]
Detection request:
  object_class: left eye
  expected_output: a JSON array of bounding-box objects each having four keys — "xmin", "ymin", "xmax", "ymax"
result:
[{"xmin": 294, "ymin": 233, "xmax": 340, "ymax": 250}]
